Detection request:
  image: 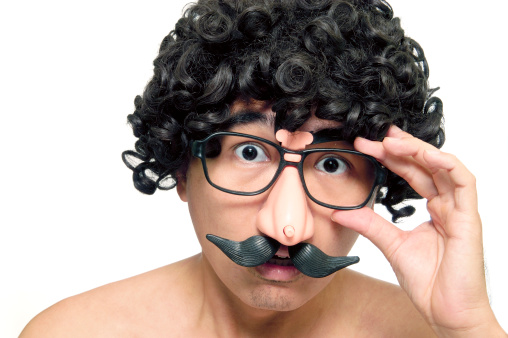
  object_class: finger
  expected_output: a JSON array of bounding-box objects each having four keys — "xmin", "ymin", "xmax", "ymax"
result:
[
  {"xmin": 382, "ymin": 135, "xmax": 437, "ymax": 163},
  {"xmin": 380, "ymin": 136, "xmax": 477, "ymax": 208},
  {"xmin": 355, "ymin": 137, "xmax": 439, "ymax": 200},
  {"xmin": 385, "ymin": 124, "xmax": 407, "ymax": 138},
  {"xmin": 355, "ymin": 134, "xmax": 437, "ymax": 162},
  {"xmin": 354, "ymin": 137, "xmax": 386, "ymax": 160},
  {"xmin": 381, "ymin": 138, "xmax": 478, "ymax": 211},
  {"xmin": 332, "ymin": 208, "xmax": 405, "ymax": 262},
  {"xmin": 423, "ymin": 150, "xmax": 478, "ymax": 211}
]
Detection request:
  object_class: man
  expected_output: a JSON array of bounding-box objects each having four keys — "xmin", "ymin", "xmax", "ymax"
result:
[{"xmin": 21, "ymin": 0, "xmax": 506, "ymax": 336}]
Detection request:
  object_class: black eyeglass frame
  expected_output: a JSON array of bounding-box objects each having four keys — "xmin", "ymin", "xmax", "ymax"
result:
[{"xmin": 191, "ymin": 131, "xmax": 387, "ymax": 210}]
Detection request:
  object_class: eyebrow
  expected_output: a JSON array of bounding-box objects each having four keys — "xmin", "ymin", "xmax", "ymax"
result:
[{"xmin": 221, "ymin": 109, "xmax": 274, "ymax": 130}]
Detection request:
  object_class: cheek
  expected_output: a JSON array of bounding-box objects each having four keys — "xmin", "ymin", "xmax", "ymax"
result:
[
  {"xmin": 185, "ymin": 160, "xmax": 263, "ymax": 243},
  {"xmin": 310, "ymin": 204, "xmax": 360, "ymax": 256},
  {"xmin": 334, "ymin": 226, "xmax": 360, "ymax": 255}
]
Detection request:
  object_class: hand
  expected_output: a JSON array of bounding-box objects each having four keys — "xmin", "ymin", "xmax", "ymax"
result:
[{"xmin": 331, "ymin": 125, "xmax": 505, "ymax": 337}]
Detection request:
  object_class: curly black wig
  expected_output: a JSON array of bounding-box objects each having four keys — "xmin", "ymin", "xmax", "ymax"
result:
[{"xmin": 123, "ymin": 0, "xmax": 444, "ymax": 222}]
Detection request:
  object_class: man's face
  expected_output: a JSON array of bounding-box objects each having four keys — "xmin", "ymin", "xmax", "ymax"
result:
[{"xmin": 177, "ymin": 100, "xmax": 361, "ymax": 311}]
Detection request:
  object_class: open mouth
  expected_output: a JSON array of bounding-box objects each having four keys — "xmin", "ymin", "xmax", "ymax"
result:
[
  {"xmin": 266, "ymin": 255, "xmax": 294, "ymax": 267},
  {"xmin": 254, "ymin": 245, "xmax": 301, "ymax": 282},
  {"xmin": 265, "ymin": 245, "xmax": 295, "ymax": 267}
]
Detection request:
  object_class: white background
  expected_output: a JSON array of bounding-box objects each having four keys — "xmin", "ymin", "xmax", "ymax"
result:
[{"xmin": 1, "ymin": 0, "xmax": 507, "ymax": 336}]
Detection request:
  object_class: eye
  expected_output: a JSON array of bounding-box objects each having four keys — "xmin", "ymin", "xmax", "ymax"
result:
[
  {"xmin": 315, "ymin": 156, "xmax": 348, "ymax": 175},
  {"xmin": 234, "ymin": 143, "xmax": 269, "ymax": 162}
]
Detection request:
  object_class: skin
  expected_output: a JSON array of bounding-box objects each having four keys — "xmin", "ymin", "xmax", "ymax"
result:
[
  {"xmin": 333, "ymin": 127, "xmax": 506, "ymax": 336},
  {"xmin": 20, "ymin": 101, "xmax": 505, "ymax": 337},
  {"xmin": 180, "ymin": 101, "xmax": 362, "ymax": 313}
]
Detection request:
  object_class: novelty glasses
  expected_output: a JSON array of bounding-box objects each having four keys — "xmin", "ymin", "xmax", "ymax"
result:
[{"xmin": 191, "ymin": 132, "xmax": 386, "ymax": 210}]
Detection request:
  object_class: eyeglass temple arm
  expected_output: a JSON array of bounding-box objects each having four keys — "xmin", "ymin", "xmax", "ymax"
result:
[
  {"xmin": 376, "ymin": 165, "xmax": 387, "ymax": 186},
  {"xmin": 191, "ymin": 140, "xmax": 204, "ymax": 158}
]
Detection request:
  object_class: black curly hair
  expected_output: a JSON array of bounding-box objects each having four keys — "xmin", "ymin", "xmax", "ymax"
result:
[{"xmin": 123, "ymin": 0, "xmax": 444, "ymax": 222}]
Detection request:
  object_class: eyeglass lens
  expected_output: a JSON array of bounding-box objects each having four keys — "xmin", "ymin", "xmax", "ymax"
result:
[{"xmin": 202, "ymin": 134, "xmax": 376, "ymax": 208}]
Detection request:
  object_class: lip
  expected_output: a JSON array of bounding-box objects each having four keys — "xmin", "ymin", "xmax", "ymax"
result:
[{"xmin": 253, "ymin": 263, "xmax": 302, "ymax": 282}]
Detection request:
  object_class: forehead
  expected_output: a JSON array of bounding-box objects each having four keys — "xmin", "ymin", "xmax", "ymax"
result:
[{"xmin": 230, "ymin": 99, "xmax": 341, "ymax": 133}]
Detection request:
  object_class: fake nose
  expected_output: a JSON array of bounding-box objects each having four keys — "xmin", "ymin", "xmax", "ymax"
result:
[{"xmin": 256, "ymin": 164, "xmax": 315, "ymax": 246}]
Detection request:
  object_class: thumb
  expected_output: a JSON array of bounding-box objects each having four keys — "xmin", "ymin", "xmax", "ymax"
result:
[{"xmin": 332, "ymin": 208, "xmax": 404, "ymax": 261}]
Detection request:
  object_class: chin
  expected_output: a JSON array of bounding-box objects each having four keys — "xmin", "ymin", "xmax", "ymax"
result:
[
  {"xmin": 204, "ymin": 248, "xmax": 334, "ymax": 312},
  {"xmin": 238, "ymin": 271, "xmax": 333, "ymax": 312},
  {"xmin": 242, "ymin": 281, "xmax": 323, "ymax": 312}
]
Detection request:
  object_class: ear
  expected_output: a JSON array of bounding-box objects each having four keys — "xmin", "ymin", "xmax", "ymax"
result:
[{"xmin": 176, "ymin": 173, "xmax": 188, "ymax": 202}]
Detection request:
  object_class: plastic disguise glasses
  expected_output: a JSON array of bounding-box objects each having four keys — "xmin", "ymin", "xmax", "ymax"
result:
[{"xmin": 191, "ymin": 131, "xmax": 387, "ymax": 210}]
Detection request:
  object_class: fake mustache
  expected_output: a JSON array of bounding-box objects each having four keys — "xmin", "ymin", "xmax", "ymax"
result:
[{"xmin": 206, "ymin": 234, "xmax": 359, "ymax": 278}]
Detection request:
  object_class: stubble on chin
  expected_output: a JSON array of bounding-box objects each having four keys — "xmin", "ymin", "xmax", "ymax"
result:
[{"xmin": 248, "ymin": 287, "xmax": 293, "ymax": 311}]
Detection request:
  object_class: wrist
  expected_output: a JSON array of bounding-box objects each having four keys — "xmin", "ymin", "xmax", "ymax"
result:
[{"xmin": 433, "ymin": 312, "xmax": 506, "ymax": 338}]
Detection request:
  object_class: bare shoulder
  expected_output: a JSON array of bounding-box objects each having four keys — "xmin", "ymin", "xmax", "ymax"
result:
[
  {"xmin": 330, "ymin": 269, "xmax": 437, "ymax": 337},
  {"xmin": 20, "ymin": 255, "xmax": 203, "ymax": 338}
]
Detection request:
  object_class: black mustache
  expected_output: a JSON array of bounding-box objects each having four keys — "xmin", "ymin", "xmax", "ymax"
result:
[
  {"xmin": 206, "ymin": 234, "xmax": 280, "ymax": 267},
  {"xmin": 288, "ymin": 242, "xmax": 359, "ymax": 278},
  {"xmin": 206, "ymin": 234, "xmax": 359, "ymax": 278}
]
